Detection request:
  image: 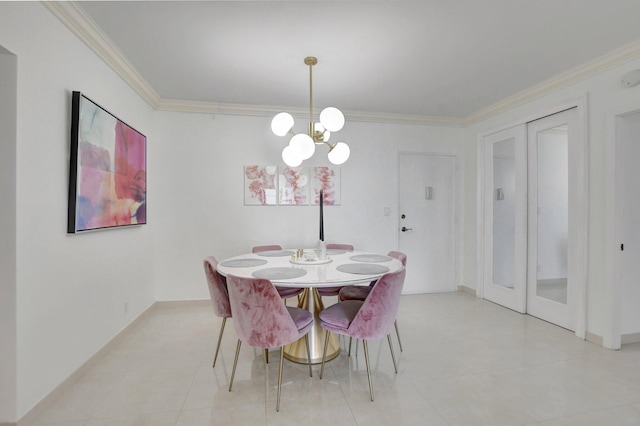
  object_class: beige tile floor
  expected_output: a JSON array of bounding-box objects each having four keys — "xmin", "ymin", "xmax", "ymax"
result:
[{"xmin": 28, "ymin": 292, "xmax": 640, "ymax": 426}]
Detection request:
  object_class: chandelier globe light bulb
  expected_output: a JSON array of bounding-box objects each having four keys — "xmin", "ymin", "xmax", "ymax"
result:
[
  {"xmin": 289, "ymin": 133, "xmax": 315, "ymax": 160},
  {"xmin": 328, "ymin": 142, "xmax": 350, "ymax": 165},
  {"xmin": 282, "ymin": 145, "xmax": 303, "ymax": 167},
  {"xmin": 319, "ymin": 107, "xmax": 345, "ymax": 132},
  {"xmin": 271, "ymin": 112, "xmax": 294, "ymax": 137}
]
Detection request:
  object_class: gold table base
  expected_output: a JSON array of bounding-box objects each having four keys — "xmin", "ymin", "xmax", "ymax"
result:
[{"xmin": 284, "ymin": 288, "xmax": 340, "ymax": 364}]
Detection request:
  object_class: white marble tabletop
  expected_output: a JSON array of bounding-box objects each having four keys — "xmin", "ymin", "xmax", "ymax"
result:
[{"xmin": 217, "ymin": 249, "xmax": 402, "ymax": 288}]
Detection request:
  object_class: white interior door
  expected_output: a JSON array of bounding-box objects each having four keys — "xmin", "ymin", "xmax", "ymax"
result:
[
  {"xmin": 398, "ymin": 153, "xmax": 457, "ymax": 294},
  {"xmin": 527, "ymin": 108, "xmax": 577, "ymax": 330},
  {"xmin": 482, "ymin": 125, "xmax": 527, "ymax": 313}
]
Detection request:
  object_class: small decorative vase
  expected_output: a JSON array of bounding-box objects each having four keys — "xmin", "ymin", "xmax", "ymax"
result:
[{"xmin": 316, "ymin": 240, "xmax": 327, "ymax": 260}]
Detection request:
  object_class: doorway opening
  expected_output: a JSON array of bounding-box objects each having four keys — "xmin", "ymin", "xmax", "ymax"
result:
[{"xmin": 608, "ymin": 109, "xmax": 640, "ymax": 348}]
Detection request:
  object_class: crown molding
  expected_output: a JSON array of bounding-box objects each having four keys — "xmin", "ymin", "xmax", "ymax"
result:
[
  {"xmin": 156, "ymin": 98, "xmax": 465, "ymax": 126},
  {"xmin": 156, "ymin": 98, "xmax": 301, "ymax": 117},
  {"xmin": 42, "ymin": 1, "xmax": 161, "ymax": 108},
  {"xmin": 342, "ymin": 110, "xmax": 464, "ymax": 127},
  {"xmin": 44, "ymin": 1, "xmax": 640, "ymax": 128},
  {"xmin": 464, "ymin": 40, "xmax": 640, "ymax": 126}
]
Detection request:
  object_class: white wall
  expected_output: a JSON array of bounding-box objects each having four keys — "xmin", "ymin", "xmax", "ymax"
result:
[
  {"xmin": 152, "ymin": 112, "xmax": 465, "ymax": 300},
  {"xmin": 0, "ymin": 3, "xmax": 156, "ymax": 420},
  {"xmin": 463, "ymin": 55, "xmax": 640, "ymax": 340}
]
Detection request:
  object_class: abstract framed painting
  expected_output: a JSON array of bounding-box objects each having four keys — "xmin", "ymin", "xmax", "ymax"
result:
[{"xmin": 68, "ymin": 91, "xmax": 147, "ymax": 233}]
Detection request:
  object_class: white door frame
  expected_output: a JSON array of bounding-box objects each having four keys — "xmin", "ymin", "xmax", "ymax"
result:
[
  {"xmin": 604, "ymin": 102, "xmax": 640, "ymax": 349},
  {"xmin": 476, "ymin": 95, "xmax": 588, "ymax": 339}
]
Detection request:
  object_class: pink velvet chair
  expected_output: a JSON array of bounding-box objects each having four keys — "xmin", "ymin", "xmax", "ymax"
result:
[
  {"xmin": 319, "ymin": 267, "xmax": 406, "ymax": 401},
  {"xmin": 325, "ymin": 243, "xmax": 355, "ymax": 252},
  {"xmin": 251, "ymin": 244, "xmax": 282, "ymax": 253},
  {"xmin": 316, "ymin": 243, "xmax": 355, "ymax": 298},
  {"xmin": 226, "ymin": 274, "xmax": 313, "ymax": 412},
  {"xmin": 338, "ymin": 250, "xmax": 407, "ymax": 352},
  {"xmin": 252, "ymin": 245, "xmax": 304, "ymax": 302},
  {"xmin": 203, "ymin": 257, "xmax": 232, "ymax": 368}
]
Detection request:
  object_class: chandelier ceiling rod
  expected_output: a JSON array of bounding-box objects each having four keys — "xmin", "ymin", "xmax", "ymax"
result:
[{"xmin": 306, "ymin": 56, "xmax": 316, "ymax": 139}]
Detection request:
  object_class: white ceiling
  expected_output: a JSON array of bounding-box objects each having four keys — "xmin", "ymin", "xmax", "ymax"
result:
[{"xmin": 65, "ymin": 1, "xmax": 640, "ymax": 125}]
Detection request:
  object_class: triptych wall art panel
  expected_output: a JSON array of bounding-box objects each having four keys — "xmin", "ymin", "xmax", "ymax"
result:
[
  {"xmin": 244, "ymin": 165, "xmax": 278, "ymax": 205},
  {"xmin": 244, "ymin": 165, "xmax": 340, "ymax": 206},
  {"xmin": 68, "ymin": 91, "xmax": 147, "ymax": 233}
]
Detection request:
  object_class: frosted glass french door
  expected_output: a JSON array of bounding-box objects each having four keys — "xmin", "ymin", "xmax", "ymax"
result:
[
  {"xmin": 483, "ymin": 125, "xmax": 527, "ymax": 313},
  {"xmin": 527, "ymin": 109, "xmax": 577, "ymax": 330},
  {"xmin": 483, "ymin": 108, "xmax": 582, "ymax": 331}
]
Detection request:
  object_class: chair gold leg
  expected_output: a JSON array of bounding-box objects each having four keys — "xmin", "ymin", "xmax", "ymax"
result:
[
  {"xmin": 319, "ymin": 330, "xmax": 330, "ymax": 380},
  {"xmin": 265, "ymin": 348, "xmax": 269, "ymax": 364},
  {"xmin": 276, "ymin": 347, "xmax": 285, "ymax": 412},
  {"xmin": 213, "ymin": 317, "xmax": 226, "ymax": 368},
  {"xmin": 362, "ymin": 340, "xmax": 374, "ymax": 401},
  {"xmin": 229, "ymin": 339, "xmax": 242, "ymax": 392},
  {"xmin": 304, "ymin": 334, "xmax": 313, "ymax": 377},
  {"xmin": 387, "ymin": 334, "xmax": 398, "ymax": 374},
  {"xmin": 394, "ymin": 320, "xmax": 403, "ymax": 352}
]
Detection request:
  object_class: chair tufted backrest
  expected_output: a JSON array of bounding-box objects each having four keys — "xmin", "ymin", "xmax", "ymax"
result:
[
  {"xmin": 348, "ymin": 267, "xmax": 406, "ymax": 340},
  {"xmin": 325, "ymin": 244, "xmax": 354, "ymax": 251},
  {"xmin": 226, "ymin": 275, "xmax": 301, "ymax": 349},
  {"xmin": 252, "ymin": 245, "xmax": 283, "ymax": 253},
  {"xmin": 204, "ymin": 256, "xmax": 231, "ymax": 318},
  {"xmin": 387, "ymin": 251, "xmax": 407, "ymax": 266}
]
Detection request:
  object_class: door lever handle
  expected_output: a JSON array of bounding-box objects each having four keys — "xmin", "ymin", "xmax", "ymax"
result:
[{"xmin": 401, "ymin": 226, "xmax": 413, "ymax": 232}]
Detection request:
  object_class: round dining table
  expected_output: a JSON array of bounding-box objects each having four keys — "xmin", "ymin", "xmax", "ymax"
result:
[{"xmin": 217, "ymin": 248, "xmax": 403, "ymax": 364}]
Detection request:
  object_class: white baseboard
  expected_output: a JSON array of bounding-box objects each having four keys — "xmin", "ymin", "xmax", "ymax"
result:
[
  {"xmin": 457, "ymin": 285, "xmax": 476, "ymax": 295},
  {"xmin": 622, "ymin": 332, "xmax": 640, "ymax": 345},
  {"xmin": 586, "ymin": 331, "xmax": 603, "ymax": 347}
]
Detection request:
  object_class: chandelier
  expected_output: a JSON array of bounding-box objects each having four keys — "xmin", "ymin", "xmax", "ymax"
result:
[{"xmin": 271, "ymin": 56, "xmax": 350, "ymax": 167}]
